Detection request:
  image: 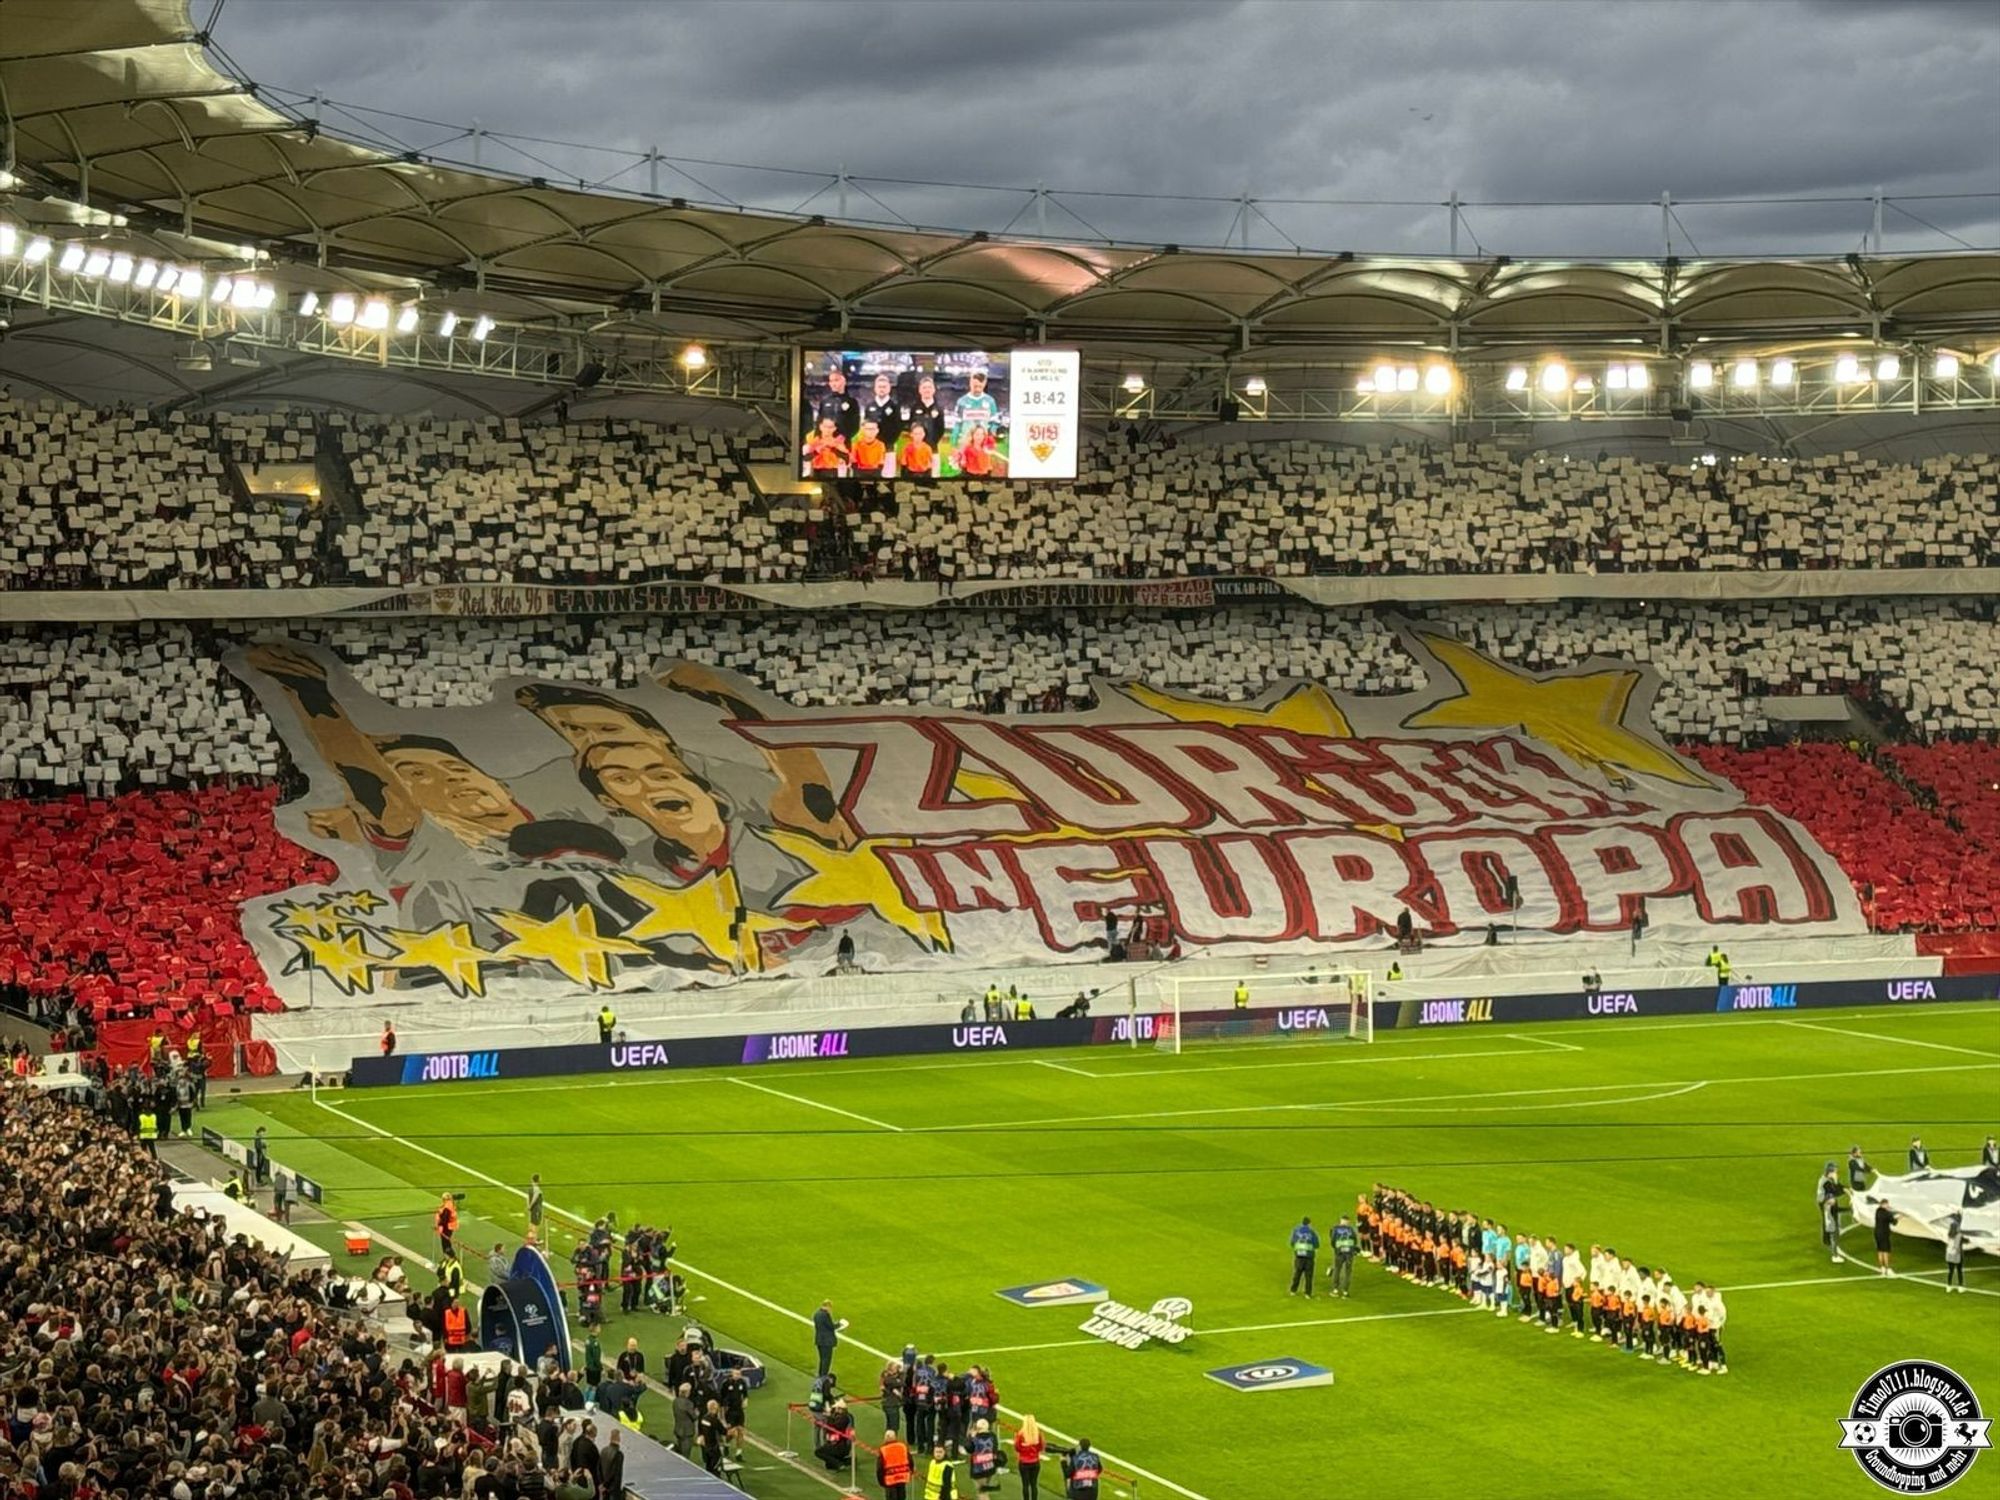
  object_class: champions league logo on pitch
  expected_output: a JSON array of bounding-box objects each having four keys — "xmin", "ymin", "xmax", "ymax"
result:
[{"xmin": 1840, "ymin": 1361, "xmax": 1990, "ymax": 1492}]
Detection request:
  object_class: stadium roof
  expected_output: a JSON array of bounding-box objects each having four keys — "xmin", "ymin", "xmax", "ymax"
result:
[{"xmin": 6, "ymin": 0, "xmax": 1999, "ymax": 361}]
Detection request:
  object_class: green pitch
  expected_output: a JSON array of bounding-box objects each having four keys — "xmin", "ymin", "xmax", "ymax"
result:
[{"xmin": 214, "ymin": 1001, "xmax": 2000, "ymax": 1499}]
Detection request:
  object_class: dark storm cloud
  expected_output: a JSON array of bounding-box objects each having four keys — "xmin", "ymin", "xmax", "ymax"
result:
[{"xmin": 217, "ymin": 0, "xmax": 1999, "ymax": 256}]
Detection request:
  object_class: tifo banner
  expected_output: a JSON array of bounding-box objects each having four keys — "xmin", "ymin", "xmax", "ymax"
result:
[{"xmin": 228, "ymin": 627, "xmax": 1864, "ymax": 1006}]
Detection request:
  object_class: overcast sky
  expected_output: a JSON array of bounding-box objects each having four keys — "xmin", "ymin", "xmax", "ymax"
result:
[{"xmin": 217, "ymin": 0, "xmax": 2000, "ymax": 257}]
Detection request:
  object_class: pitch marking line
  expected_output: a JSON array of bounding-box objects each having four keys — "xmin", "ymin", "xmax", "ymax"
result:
[
  {"xmin": 1779, "ymin": 1018, "xmax": 2000, "ymax": 1059},
  {"xmin": 1035, "ymin": 1059, "xmax": 1097, "ymax": 1077},
  {"xmin": 938, "ymin": 1303, "xmax": 1478, "ymax": 1359},
  {"xmin": 915, "ymin": 1058, "xmax": 2000, "ymax": 1132},
  {"xmin": 729, "ymin": 1077, "xmax": 903, "ymax": 1132},
  {"xmin": 306, "ymin": 1093, "xmax": 1215, "ymax": 1500},
  {"xmin": 1510, "ymin": 1033, "xmax": 1584, "ymax": 1052}
]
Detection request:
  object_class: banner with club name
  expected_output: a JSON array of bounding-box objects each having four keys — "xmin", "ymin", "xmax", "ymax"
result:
[{"xmin": 226, "ymin": 627, "xmax": 1864, "ymax": 1005}]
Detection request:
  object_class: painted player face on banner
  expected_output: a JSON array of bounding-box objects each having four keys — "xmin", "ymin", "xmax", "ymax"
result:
[
  {"xmin": 581, "ymin": 738, "xmax": 727, "ymax": 863},
  {"xmin": 379, "ymin": 742, "xmax": 526, "ymax": 842}
]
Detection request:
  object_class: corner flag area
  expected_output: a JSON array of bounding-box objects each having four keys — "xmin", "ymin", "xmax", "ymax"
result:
[{"xmin": 201, "ymin": 1001, "xmax": 2000, "ymax": 1498}]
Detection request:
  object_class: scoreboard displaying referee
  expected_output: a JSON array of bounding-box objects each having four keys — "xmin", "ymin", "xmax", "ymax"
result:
[{"xmin": 798, "ymin": 347, "xmax": 1079, "ymax": 482}]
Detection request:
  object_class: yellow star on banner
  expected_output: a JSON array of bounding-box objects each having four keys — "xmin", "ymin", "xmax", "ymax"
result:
[
  {"xmin": 490, "ymin": 904, "xmax": 650, "ymax": 991},
  {"xmin": 1117, "ymin": 680, "xmax": 1353, "ymax": 738},
  {"xmin": 1403, "ymin": 633, "xmax": 1711, "ymax": 789},
  {"xmin": 286, "ymin": 927, "xmax": 378, "ymax": 996},
  {"xmin": 337, "ymin": 890, "xmax": 390, "ymax": 916},
  {"xmin": 761, "ymin": 829, "xmax": 953, "ymax": 952},
  {"xmin": 376, "ymin": 922, "xmax": 494, "ymax": 999},
  {"xmin": 270, "ymin": 898, "xmax": 347, "ymax": 940},
  {"xmin": 608, "ymin": 869, "xmax": 745, "ymax": 967}
]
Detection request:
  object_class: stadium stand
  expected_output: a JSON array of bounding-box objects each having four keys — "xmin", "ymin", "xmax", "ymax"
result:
[
  {"xmin": 0, "ymin": 1077, "xmax": 626, "ymax": 1499},
  {"xmin": 0, "ymin": 784, "xmax": 333, "ymax": 1021},
  {"xmin": 0, "ymin": 401, "xmax": 325, "ymax": 590},
  {"xmin": 6, "ymin": 594, "xmax": 2000, "ymax": 1032},
  {"xmin": 3, "ymin": 397, "xmax": 1996, "ymax": 588}
]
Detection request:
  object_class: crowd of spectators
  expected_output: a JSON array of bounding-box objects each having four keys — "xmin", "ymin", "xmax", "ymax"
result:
[
  {"xmin": 1, "ymin": 396, "xmax": 1994, "ymax": 590},
  {"xmin": 0, "ymin": 1077, "xmax": 638, "ymax": 1499},
  {"xmin": 11, "ymin": 601, "xmax": 2000, "ymax": 800}
]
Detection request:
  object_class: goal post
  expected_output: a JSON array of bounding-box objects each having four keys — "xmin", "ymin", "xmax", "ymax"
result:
[{"xmin": 1153, "ymin": 968, "xmax": 1374, "ymax": 1055}]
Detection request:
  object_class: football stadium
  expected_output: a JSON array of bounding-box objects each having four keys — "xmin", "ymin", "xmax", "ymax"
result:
[{"xmin": 0, "ymin": 3, "xmax": 1997, "ymax": 1498}]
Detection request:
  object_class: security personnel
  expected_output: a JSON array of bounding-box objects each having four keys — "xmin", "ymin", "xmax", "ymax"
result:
[
  {"xmin": 1387, "ymin": 961, "xmax": 1404, "ymax": 982},
  {"xmin": 876, "ymin": 1429, "xmax": 913, "ymax": 1499},
  {"xmin": 136, "ymin": 1107, "xmax": 160, "ymax": 1159},
  {"xmin": 1014, "ymin": 993, "xmax": 1035, "ymax": 1021},
  {"xmin": 439, "ymin": 1251, "xmax": 466, "ymax": 1302},
  {"xmin": 1233, "ymin": 980, "xmax": 1250, "ymax": 1010},
  {"xmin": 1329, "ymin": 1214, "xmax": 1359, "ymax": 1298},
  {"xmin": 920, "ymin": 1443, "xmax": 958, "ymax": 1500},
  {"xmin": 1061, "ymin": 1438, "xmax": 1103, "ymax": 1499},
  {"xmin": 1710, "ymin": 948, "xmax": 1732, "ymax": 986},
  {"xmin": 598, "ymin": 1004, "xmax": 618, "ymax": 1044},
  {"xmin": 1288, "ymin": 1216, "xmax": 1320, "ymax": 1296},
  {"xmin": 223, "ymin": 1171, "xmax": 247, "ymax": 1203},
  {"xmin": 984, "ymin": 984, "xmax": 1002, "ymax": 1020},
  {"xmin": 442, "ymin": 1301, "xmax": 471, "ymax": 1351}
]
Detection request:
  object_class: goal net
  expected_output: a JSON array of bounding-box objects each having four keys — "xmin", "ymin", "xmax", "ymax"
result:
[{"xmin": 1153, "ymin": 968, "xmax": 1374, "ymax": 1054}]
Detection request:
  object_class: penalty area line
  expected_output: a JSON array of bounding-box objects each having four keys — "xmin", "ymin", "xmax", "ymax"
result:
[
  {"xmin": 305, "ymin": 1092, "xmax": 1216, "ymax": 1500},
  {"xmin": 728, "ymin": 1077, "xmax": 904, "ymax": 1132}
]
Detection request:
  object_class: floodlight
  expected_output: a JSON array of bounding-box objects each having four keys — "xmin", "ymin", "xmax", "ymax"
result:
[
  {"xmin": 1770, "ymin": 358, "xmax": 1796, "ymax": 384},
  {"xmin": 327, "ymin": 293, "xmax": 356, "ymax": 325},
  {"xmin": 1875, "ymin": 355, "xmax": 1900, "ymax": 381},
  {"xmin": 1627, "ymin": 364, "xmax": 1649, "ymax": 390},
  {"xmin": 0, "ymin": 224, "xmax": 14, "ymax": 257},
  {"xmin": 1394, "ymin": 366, "xmax": 1417, "ymax": 392},
  {"xmin": 1605, "ymin": 366, "xmax": 1628, "ymax": 391},
  {"xmin": 254, "ymin": 283, "xmax": 276, "ymax": 310},
  {"xmin": 24, "ymin": 237, "xmax": 51, "ymax": 264},
  {"xmin": 1504, "ymin": 366, "xmax": 1528, "ymax": 392},
  {"xmin": 681, "ymin": 343, "xmax": 708, "ymax": 370},
  {"xmin": 230, "ymin": 278, "xmax": 259, "ymax": 310},
  {"xmin": 57, "ymin": 243, "xmax": 86, "ymax": 273},
  {"xmin": 396, "ymin": 304, "xmax": 419, "ymax": 333},
  {"xmin": 107, "ymin": 254, "xmax": 134, "ymax": 284},
  {"xmin": 438, "ymin": 311, "xmax": 460, "ymax": 337},
  {"xmin": 359, "ymin": 298, "xmax": 390, "ymax": 330},
  {"xmin": 1572, "ymin": 375, "xmax": 1594, "ymax": 392},
  {"xmin": 1122, "ymin": 372, "xmax": 1144, "ymax": 393},
  {"xmin": 1688, "ymin": 359, "xmax": 1714, "ymax": 389},
  {"xmin": 155, "ymin": 266, "xmax": 181, "ymax": 295},
  {"xmin": 1934, "ymin": 353, "xmax": 1959, "ymax": 379},
  {"xmin": 471, "ymin": 315, "xmax": 494, "ymax": 342},
  {"xmin": 1422, "ymin": 364, "xmax": 1453, "ymax": 395},
  {"xmin": 133, "ymin": 260, "xmax": 158, "ymax": 290},
  {"xmin": 1539, "ymin": 362, "xmax": 1568, "ymax": 394},
  {"xmin": 1243, "ymin": 375, "xmax": 1267, "ymax": 396},
  {"xmin": 209, "ymin": 276, "xmax": 233, "ymax": 304},
  {"xmin": 1834, "ymin": 354, "xmax": 1863, "ymax": 383},
  {"xmin": 1731, "ymin": 360, "xmax": 1757, "ymax": 388},
  {"xmin": 1372, "ymin": 364, "xmax": 1398, "ymax": 393},
  {"xmin": 1355, "ymin": 374, "xmax": 1376, "ymax": 393},
  {"xmin": 175, "ymin": 272, "xmax": 203, "ymax": 301},
  {"xmin": 298, "ymin": 291, "xmax": 319, "ymax": 317}
]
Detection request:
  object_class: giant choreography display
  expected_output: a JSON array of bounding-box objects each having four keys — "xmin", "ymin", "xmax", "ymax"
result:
[{"xmin": 229, "ymin": 628, "xmax": 1864, "ymax": 1004}]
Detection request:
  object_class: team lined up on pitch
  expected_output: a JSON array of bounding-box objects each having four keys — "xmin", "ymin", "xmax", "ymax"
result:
[{"xmin": 1359, "ymin": 1187, "xmax": 1730, "ymax": 1374}]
